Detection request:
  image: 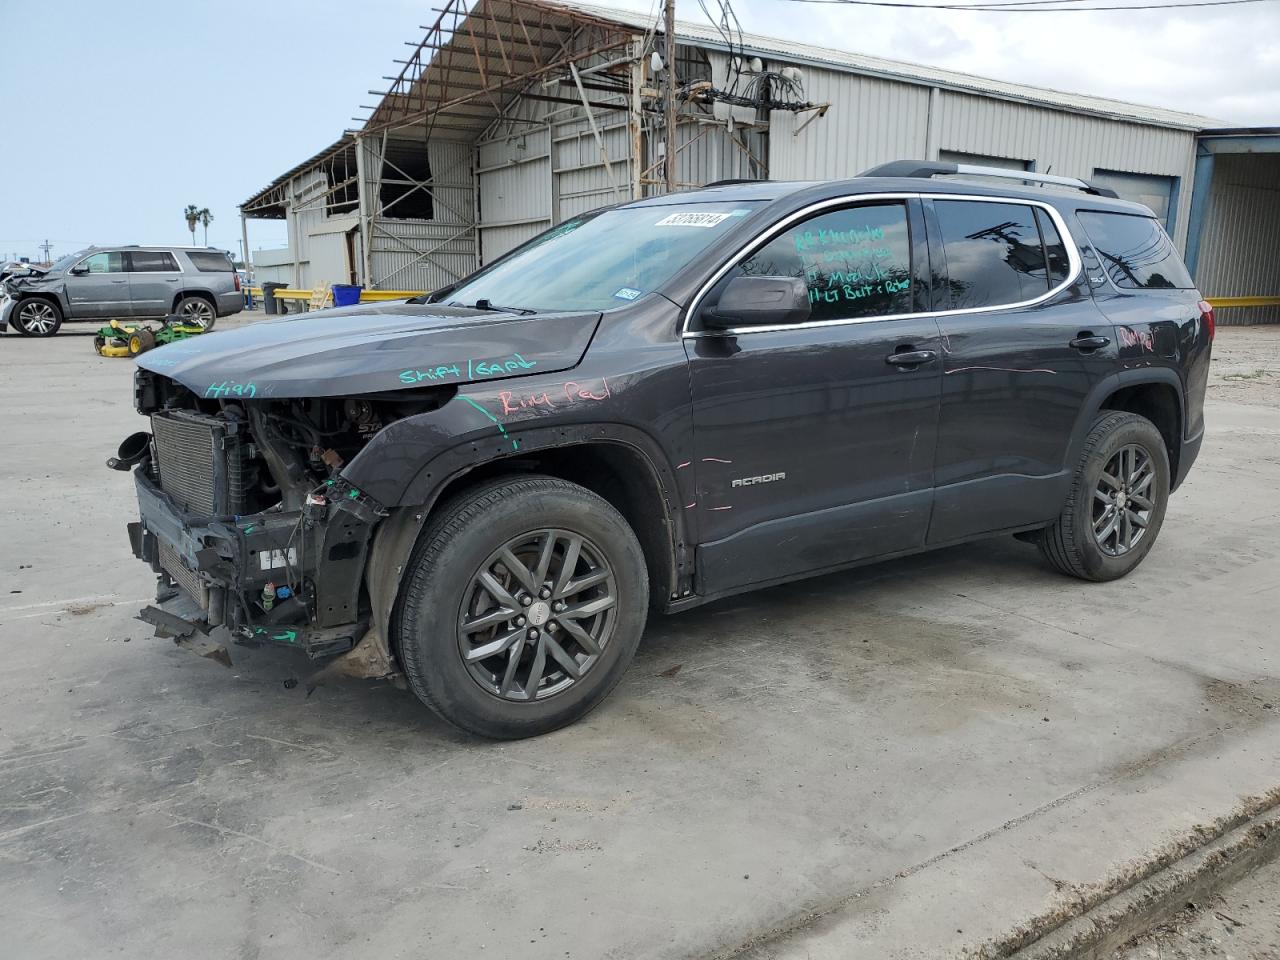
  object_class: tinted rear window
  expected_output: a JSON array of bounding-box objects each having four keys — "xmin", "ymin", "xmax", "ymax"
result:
[
  {"xmin": 130, "ymin": 251, "xmax": 179, "ymax": 272},
  {"xmin": 186, "ymin": 251, "xmax": 234, "ymax": 272},
  {"xmin": 1077, "ymin": 211, "xmax": 1193, "ymax": 289},
  {"xmin": 934, "ymin": 200, "xmax": 1056, "ymax": 309}
]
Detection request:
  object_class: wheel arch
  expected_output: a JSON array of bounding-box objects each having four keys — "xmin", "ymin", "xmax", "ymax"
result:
[
  {"xmin": 1099, "ymin": 379, "xmax": 1182, "ymax": 480},
  {"xmin": 361, "ymin": 432, "xmax": 690, "ymax": 668},
  {"xmin": 171, "ymin": 289, "xmax": 217, "ymax": 313},
  {"xmin": 1066, "ymin": 367, "xmax": 1185, "ymax": 481}
]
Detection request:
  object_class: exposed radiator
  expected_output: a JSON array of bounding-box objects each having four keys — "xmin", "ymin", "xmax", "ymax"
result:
[{"xmin": 150, "ymin": 410, "xmax": 249, "ymax": 516}]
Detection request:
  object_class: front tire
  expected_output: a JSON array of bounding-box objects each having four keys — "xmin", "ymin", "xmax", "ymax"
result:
[
  {"xmin": 174, "ymin": 296, "xmax": 216, "ymax": 330},
  {"xmin": 396, "ymin": 475, "xmax": 649, "ymax": 739},
  {"xmin": 13, "ymin": 298, "xmax": 62, "ymax": 337},
  {"xmin": 1038, "ymin": 411, "xmax": 1171, "ymax": 581}
]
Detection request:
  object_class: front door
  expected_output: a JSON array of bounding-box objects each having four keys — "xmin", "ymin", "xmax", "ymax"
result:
[
  {"xmin": 685, "ymin": 197, "xmax": 943, "ymax": 595},
  {"xmin": 923, "ymin": 197, "xmax": 1118, "ymax": 543},
  {"xmin": 66, "ymin": 251, "xmax": 131, "ymax": 317},
  {"xmin": 126, "ymin": 250, "xmax": 183, "ymax": 316}
]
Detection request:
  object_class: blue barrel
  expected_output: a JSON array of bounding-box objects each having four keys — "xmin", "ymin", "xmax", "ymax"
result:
[{"xmin": 332, "ymin": 284, "xmax": 363, "ymax": 307}]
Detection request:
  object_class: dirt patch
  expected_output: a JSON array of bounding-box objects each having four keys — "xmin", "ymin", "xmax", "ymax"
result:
[{"xmin": 63, "ymin": 601, "xmax": 113, "ymax": 616}]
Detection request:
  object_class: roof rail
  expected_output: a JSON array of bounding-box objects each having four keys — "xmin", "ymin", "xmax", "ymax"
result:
[
  {"xmin": 858, "ymin": 160, "xmax": 1119, "ymax": 198},
  {"xmin": 703, "ymin": 178, "xmax": 767, "ymax": 188}
]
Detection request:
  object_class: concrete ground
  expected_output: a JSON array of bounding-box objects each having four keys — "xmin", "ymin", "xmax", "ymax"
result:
[
  {"xmin": 1113, "ymin": 855, "xmax": 1280, "ymax": 959},
  {"xmin": 1, "ymin": 317, "xmax": 1278, "ymax": 959}
]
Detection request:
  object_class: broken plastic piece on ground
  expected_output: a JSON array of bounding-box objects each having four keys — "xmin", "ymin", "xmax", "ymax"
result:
[{"xmin": 137, "ymin": 603, "xmax": 233, "ymax": 668}]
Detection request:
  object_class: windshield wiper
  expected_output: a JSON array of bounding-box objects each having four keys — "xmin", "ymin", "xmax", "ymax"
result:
[{"xmin": 458, "ymin": 298, "xmax": 537, "ymax": 316}]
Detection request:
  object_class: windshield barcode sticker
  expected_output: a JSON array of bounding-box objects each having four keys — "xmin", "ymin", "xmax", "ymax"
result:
[{"xmin": 654, "ymin": 212, "xmax": 732, "ymax": 228}]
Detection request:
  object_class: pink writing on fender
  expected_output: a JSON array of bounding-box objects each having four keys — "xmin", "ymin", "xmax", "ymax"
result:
[
  {"xmin": 563, "ymin": 378, "xmax": 611, "ymax": 403},
  {"xmin": 1118, "ymin": 326, "xmax": 1155, "ymax": 352},
  {"xmin": 497, "ymin": 378, "xmax": 612, "ymax": 416},
  {"xmin": 499, "ymin": 390, "xmax": 554, "ymax": 415}
]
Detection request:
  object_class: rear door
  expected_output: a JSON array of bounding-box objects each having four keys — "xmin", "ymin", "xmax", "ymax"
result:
[
  {"xmin": 126, "ymin": 250, "xmax": 183, "ymax": 316},
  {"xmin": 924, "ymin": 196, "xmax": 1118, "ymax": 543},
  {"xmin": 66, "ymin": 251, "xmax": 130, "ymax": 317},
  {"xmin": 685, "ymin": 197, "xmax": 943, "ymax": 594}
]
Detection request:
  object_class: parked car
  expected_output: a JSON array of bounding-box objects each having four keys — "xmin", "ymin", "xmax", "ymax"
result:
[
  {"xmin": 0, "ymin": 245, "xmax": 242, "ymax": 336},
  {"xmin": 116, "ymin": 161, "xmax": 1212, "ymax": 739}
]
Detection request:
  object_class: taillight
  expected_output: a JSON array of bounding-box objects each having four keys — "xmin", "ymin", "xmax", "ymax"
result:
[
  {"xmin": 234, "ymin": 272, "xmax": 242, "ymax": 292},
  {"xmin": 1197, "ymin": 299, "xmax": 1215, "ymax": 341}
]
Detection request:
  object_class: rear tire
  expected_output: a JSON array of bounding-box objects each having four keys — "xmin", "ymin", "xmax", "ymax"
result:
[
  {"xmin": 1038, "ymin": 411, "xmax": 1170, "ymax": 581},
  {"xmin": 395, "ymin": 475, "xmax": 649, "ymax": 739},
  {"xmin": 13, "ymin": 298, "xmax": 62, "ymax": 337},
  {"xmin": 174, "ymin": 296, "xmax": 216, "ymax": 331}
]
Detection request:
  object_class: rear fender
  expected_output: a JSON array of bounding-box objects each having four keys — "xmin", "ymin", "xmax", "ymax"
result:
[{"xmin": 1064, "ymin": 366, "xmax": 1186, "ymax": 471}]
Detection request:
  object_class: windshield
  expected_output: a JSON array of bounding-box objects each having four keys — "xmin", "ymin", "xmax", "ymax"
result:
[
  {"xmin": 442, "ymin": 202, "xmax": 764, "ymax": 312},
  {"xmin": 48, "ymin": 253, "xmax": 80, "ymax": 272}
]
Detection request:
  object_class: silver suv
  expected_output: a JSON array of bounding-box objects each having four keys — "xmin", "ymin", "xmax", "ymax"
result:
[{"xmin": 0, "ymin": 245, "xmax": 243, "ymax": 337}]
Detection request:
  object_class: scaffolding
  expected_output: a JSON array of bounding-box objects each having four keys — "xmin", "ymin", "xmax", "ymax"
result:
[{"xmin": 240, "ymin": 0, "xmax": 807, "ymax": 291}]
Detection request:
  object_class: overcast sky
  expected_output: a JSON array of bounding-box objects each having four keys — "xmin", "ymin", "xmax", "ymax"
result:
[{"xmin": 0, "ymin": 0, "xmax": 1275, "ymax": 262}]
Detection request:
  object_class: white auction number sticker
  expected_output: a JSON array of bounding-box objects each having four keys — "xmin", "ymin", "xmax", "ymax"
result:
[{"xmin": 654, "ymin": 211, "xmax": 732, "ymax": 228}]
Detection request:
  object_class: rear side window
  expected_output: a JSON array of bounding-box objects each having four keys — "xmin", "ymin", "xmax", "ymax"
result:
[
  {"xmin": 186, "ymin": 251, "xmax": 234, "ymax": 272},
  {"xmin": 1076, "ymin": 211, "xmax": 1193, "ymax": 289},
  {"xmin": 1035, "ymin": 209, "xmax": 1071, "ymax": 286},
  {"xmin": 934, "ymin": 200, "xmax": 1060, "ymax": 309},
  {"xmin": 130, "ymin": 251, "xmax": 179, "ymax": 272},
  {"xmin": 734, "ymin": 201, "xmax": 913, "ymax": 322}
]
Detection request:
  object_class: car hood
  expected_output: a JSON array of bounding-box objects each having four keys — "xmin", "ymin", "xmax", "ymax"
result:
[{"xmin": 136, "ymin": 302, "xmax": 601, "ymax": 399}]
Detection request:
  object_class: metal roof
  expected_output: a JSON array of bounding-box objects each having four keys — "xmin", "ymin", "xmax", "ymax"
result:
[
  {"xmin": 554, "ymin": 0, "xmax": 1220, "ymax": 130},
  {"xmin": 241, "ymin": 135, "xmax": 356, "ymax": 217}
]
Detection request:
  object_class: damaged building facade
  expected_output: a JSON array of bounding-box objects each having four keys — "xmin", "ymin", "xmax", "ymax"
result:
[{"xmin": 242, "ymin": 0, "xmax": 1280, "ymax": 323}]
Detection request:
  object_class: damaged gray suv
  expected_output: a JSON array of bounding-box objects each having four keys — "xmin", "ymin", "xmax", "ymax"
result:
[
  {"xmin": 1, "ymin": 245, "xmax": 242, "ymax": 336},
  {"xmin": 115, "ymin": 162, "xmax": 1212, "ymax": 739}
]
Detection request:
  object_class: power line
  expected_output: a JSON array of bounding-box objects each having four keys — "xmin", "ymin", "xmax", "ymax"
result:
[{"xmin": 779, "ymin": 0, "xmax": 1276, "ymax": 10}]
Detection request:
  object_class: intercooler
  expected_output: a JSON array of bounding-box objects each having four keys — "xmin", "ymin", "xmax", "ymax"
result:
[
  {"xmin": 158, "ymin": 539, "xmax": 209, "ymax": 609},
  {"xmin": 150, "ymin": 410, "xmax": 250, "ymax": 516}
]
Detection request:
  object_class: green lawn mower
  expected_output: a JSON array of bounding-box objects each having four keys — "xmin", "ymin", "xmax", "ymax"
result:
[{"xmin": 94, "ymin": 315, "xmax": 206, "ymax": 358}]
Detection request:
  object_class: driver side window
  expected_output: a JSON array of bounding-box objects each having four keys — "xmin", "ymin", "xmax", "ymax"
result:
[
  {"xmin": 736, "ymin": 202, "xmax": 913, "ymax": 322},
  {"xmin": 79, "ymin": 252, "xmax": 126, "ymax": 274}
]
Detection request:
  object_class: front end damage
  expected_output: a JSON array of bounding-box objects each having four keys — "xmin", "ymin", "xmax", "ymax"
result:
[{"xmin": 124, "ymin": 366, "xmax": 449, "ymax": 676}]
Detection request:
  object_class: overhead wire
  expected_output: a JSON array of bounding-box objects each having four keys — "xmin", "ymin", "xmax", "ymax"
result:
[{"xmin": 778, "ymin": 0, "xmax": 1276, "ymax": 10}]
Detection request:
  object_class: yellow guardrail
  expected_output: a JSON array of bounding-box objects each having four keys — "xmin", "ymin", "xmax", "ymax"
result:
[
  {"xmin": 245, "ymin": 287, "xmax": 426, "ymax": 305},
  {"xmin": 1205, "ymin": 296, "xmax": 1280, "ymax": 309}
]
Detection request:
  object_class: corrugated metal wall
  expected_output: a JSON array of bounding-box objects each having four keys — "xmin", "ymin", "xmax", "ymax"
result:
[
  {"xmin": 477, "ymin": 60, "xmax": 633, "ymax": 263},
  {"xmin": 768, "ymin": 71, "xmax": 931, "ymax": 180},
  {"xmin": 1196, "ymin": 153, "xmax": 1280, "ymax": 325},
  {"xmin": 769, "ymin": 76, "xmax": 1198, "ymax": 248},
  {"xmin": 934, "ymin": 91, "xmax": 1197, "ymax": 247}
]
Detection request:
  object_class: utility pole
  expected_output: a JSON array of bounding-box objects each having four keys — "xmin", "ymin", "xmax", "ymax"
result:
[
  {"xmin": 664, "ymin": 0, "xmax": 677, "ymax": 192},
  {"xmin": 39, "ymin": 239, "xmax": 52, "ymax": 262}
]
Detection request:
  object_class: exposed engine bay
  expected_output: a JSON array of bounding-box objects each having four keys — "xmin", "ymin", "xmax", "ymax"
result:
[{"xmin": 126, "ymin": 367, "xmax": 451, "ymax": 663}]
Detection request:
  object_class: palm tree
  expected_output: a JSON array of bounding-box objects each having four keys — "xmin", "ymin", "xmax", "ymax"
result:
[
  {"xmin": 198, "ymin": 208, "xmax": 214, "ymax": 246},
  {"xmin": 183, "ymin": 204, "xmax": 201, "ymax": 244}
]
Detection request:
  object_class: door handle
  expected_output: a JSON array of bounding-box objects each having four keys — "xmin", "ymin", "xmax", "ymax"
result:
[
  {"xmin": 885, "ymin": 349, "xmax": 937, "ymax": 368},
  {"xmin": 111, "ymin": 279, "xmax": 128, "ymax": 284},
  {"xmin": 1070, "ymin": 335, "xmax": 1110, "ymax": 351},
  {"xmin": 165, "ymin": 278, "xmax": 179, "ymax": 282}
]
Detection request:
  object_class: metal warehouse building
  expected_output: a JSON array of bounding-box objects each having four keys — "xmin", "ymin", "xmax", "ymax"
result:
[{"xmin": 242, "ymin": 0, "xmax": 1279, "ymax": 323}]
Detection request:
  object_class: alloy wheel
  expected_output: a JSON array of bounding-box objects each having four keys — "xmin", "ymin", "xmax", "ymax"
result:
[
  {"xmin": 178, "ymin": 299, "xmax": 214, "ymax": 329},
  {"xmin": 18, "ymin": 301, "xmax": 57, "ymax": 334},
  {"xmin": 458, "ymin": 529, "xmax": 617, "ymax": 702},
  {"xmin": 1092, "ymin": 443, "xmax": 1156, "ymax": 557}
]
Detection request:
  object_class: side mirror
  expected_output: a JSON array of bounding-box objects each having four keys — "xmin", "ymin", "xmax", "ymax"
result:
[
  {"xmin": 69, "ymin": 265, "xmax": 88, "ymax": 275},
  {"xmin": 701, "ymin": 275, "xmax": 810, "ymax": 330}
]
